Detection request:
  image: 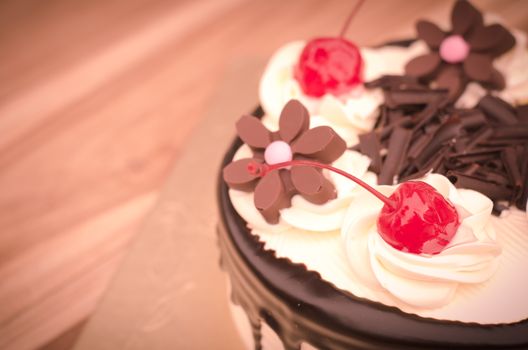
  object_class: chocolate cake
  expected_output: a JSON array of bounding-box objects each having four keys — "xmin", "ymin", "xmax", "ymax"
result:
[{"xmin": 217, "ymin": 1, "xmax": 528, "ymax": 349}]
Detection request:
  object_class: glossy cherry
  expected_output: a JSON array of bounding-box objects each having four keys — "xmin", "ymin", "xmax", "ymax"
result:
[
  {"xmin": 377, "ymin": 181, "xmax": 460, "ymax": 255},
  {"xmin": 294, "ymin": 37, "xmax": 363, "ymax": 97},
  {"xmin": 247, "ymin": 160, "xmax": 460, "ymax": 255}
]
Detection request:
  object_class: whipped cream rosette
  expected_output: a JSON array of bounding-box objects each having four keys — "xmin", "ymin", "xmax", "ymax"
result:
[{"xmin": 342, "ymin": 173, "xmax": 501, "ymax": 308}]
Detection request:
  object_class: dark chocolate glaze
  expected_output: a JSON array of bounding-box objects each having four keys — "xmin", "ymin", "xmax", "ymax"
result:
[{"xmin": 217, "ymin": 107, "xmax": 528, "ymax": 350}]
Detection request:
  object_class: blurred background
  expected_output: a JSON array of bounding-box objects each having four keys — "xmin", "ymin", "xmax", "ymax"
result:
[{"xmin": 0, "ymin": 0, "xmax": 527, "ymax": 349}]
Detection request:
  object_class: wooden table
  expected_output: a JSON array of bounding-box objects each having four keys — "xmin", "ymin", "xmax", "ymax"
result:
[{"xmin": 0, "ymin": 1, "xmax": 526, "ymax": 349}]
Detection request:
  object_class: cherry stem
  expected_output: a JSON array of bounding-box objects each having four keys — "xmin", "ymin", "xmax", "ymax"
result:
[
  {"xmin": 250, "ymin": 160, "xmax": 394, "ymax": 208},
  {"xmin": 339, "ymin": 0, "xmax": 366, "ymax": 37}
]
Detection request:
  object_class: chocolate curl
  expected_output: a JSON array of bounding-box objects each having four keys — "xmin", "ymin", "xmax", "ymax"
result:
[
  {"xmin": 379, "ymin": 115, "xmax": 413, "ymax": 141},
  {"xmin": 462, "ymin": 163, "xmax": 481, "ymax": 176},
  {"xmin": 447, "ymin": 171, "xmax": 513, "ymax": 202},
  {"xmin": 358, "ymin": 132, "xmax": 382, "ymax": 173},
  {"xmin": 407, "ymin": 131, "xmax": 435, "ymax": 162},
  {"xmin": 412, "ymin": 100, "xmax": 443, "ymax": 130},
  {"xmin": 479, "ymin": 139, "xmax": 528, "ymax": 147},
  {"xmin": 413, "ymin": 116, "xmax": 463, "ymax": 168},
  {"xmin": 477, "ymin": 95, "xmax": 518, "ymax": 125},
  {"xmin": 365, "ymin": 75, "xmax": 423, "ymax": 90},
  {"xmin": 452, "ymin": 135, "xmax": 470, "ymax": 153},
  {"xmin": 465, "ymin": 126, "xmax": 493, "ymax": 151},
  {"xmin": 502, "ymin": 148, "xmax": 523, "ymax": 191},
  {"xmin": 401, "ymin": 146, "xmax": 450, "ymax": 182},
  {"xmin": 517, "ymin": 105, "xmax": 528, "ymax": 123},
  {"xmin": 376, "ymin": 105, "xmax": 389, "ymax": 130},
  {"xmin": 458, "ymin": 109, "xmax": 487, "ymax": 130},
  {"xmin": 493, "ymin": 125, "xmax": 528, "ymax": 139},
  {"xmin": 478, "ymin": 170, "xmax": 511, "ymax": 187},
  {"xmin": 450, "ymin": 148, "xmax": 502, "ymax": 164},
  {"xmin": 516, "ymin": 158, "xmax": 528, "ymax": 210},
  {"xmin": 378, "ymin": 127, "xmax": 412, "ymax": 185},
  {"xmin": 384, "ymin": 89, "xmax": 446, "ymax": 108}
]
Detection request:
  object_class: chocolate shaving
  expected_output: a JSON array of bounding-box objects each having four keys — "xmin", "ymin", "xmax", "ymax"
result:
[
  {"xmin": 359, "ymin": 77, "xmax": 527, "ymax": 214},
  {"xmin": 493, "ymin": 125, "xmax": 528, "ymax": 139},
  {"xmin": 516, "ymin": 104, "xmax": 528, "ymax": 122},
  {"xmin": 365, "ymin": 75, "xmax": 424, "ymax": 90},
  {"xmin": 414, "ymin": 116, "xmax": 463, "ymax": 167},
  {"xmin": 458, "ymin": 110, "xmax": 487, "ymax": 130},
  {"xmin": 478, "ymin": 95, "xmax": 518, "ymax": 125},
  {"xmin": 378, "ymin": 127, "xmax": 412, "ymax": 185},
  {"xmin": 447, "ymin": 171, "xmax": 512, "ymax": 202},
  {"xmin": 502, "ymin": 148, "xmax": 523, "ymax": 191}
]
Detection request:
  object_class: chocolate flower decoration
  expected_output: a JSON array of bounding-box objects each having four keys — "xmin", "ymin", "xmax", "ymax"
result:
[
  {"xmin": 405, "ymin": 0, "xmax": 515, "ymax": 100},
  {"xmin": 223, "ymin": 100, "xmax": 346, "ymax": 224}
]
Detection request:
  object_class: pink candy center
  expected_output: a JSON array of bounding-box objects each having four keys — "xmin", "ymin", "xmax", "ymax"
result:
[
  {"xmin": 264, "ymin": 141, "xmax": 293, "ymax": 165},
  {"xmin": 439, "ymin": 35, "xmax": 470, "ymax": 63}
]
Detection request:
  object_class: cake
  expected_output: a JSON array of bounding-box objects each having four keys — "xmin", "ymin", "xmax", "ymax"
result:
[{"xmin": 217, "ymin": 1, "xmax": 528, "ymax": 349}]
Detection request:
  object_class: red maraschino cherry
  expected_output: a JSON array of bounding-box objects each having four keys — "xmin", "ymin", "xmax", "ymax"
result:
[
  {"xmin": 294, "ymin": 38, "xmax": 363, "ymax": 97},
  {"xmin": 294, "ymin": 0, "xmax": 365, "ymax": 97},
  {"xmin": 247, "ymin": 160, "xmax": 460, "ymax": 255},
  {"xmin": 377, "ymin": 181, "xmax": 460, "ymax": 254}
]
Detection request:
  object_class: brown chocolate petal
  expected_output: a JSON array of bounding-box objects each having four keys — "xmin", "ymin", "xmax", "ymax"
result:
[
  {"xmin": 279, "ymin": 99, "xmax": 310, "ymax": 143},
  {"xmin": 417, "ymin": 20, "xmax": 446, "ymax": 48},
  {"xmin": 451, "ymin": 0, "xmax": 483, "ymax": 35},
  {"xmin": 483, "ymin": 68, "xmax": 506, "ymax": 90},
  {"xmin": 405, "ymin": 53, "xmax": 441, "ymax": 79},
  {"xmin": 469, "ymin": 24, "xmax": 515, "ymax": 53},
  {"xmin": 436, "ymin": 65, "xmax": 465, "ymax": 101},
  {"xmin": 291, "ymin": 166, "xmax": 336, "ymax": 204},
  {"xmin": 378, "ymin": 127, "xmax": 412, "ymax": 185},
  {"xmin": 291, "ymin": 126, "xmax": 346, "ymax": 164},
  {"xmin": 254, "ymin": 170, "xmax": 290, "ymax": 224},
  {"xmin": 223, "ymin": 158, "xmax": 262, "ymax": 191},
  {"xmin": 236, "ymin": 115, "xmax": 271, "ymax": 149},
  {"xmin": 491, "ymin": 28, "xmax": 516, "ymax": 58},
  {"xmin": 463, "ymin": 53, "xmax": 493, "ymax": 82}
]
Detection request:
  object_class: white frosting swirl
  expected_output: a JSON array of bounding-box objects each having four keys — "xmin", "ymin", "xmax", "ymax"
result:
[
  {"xmin": 258, "ymin": 41, "xmax": 424, "ymax": 145},
  {"xmin": 341, "ymin": 173, "xmax": 501, "ymax": 308},
  {"xmin": 229, "ymin": 144, "xmax": 376, "ymax": 233}
]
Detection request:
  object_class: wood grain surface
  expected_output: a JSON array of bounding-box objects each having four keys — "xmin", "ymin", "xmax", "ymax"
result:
[{"xmin": 0, "ymin": 0, "xmax": 526, "ymax": 349}]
